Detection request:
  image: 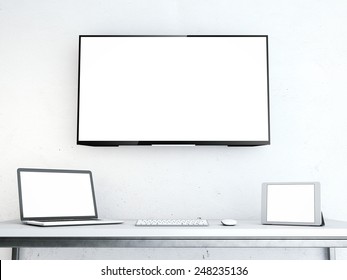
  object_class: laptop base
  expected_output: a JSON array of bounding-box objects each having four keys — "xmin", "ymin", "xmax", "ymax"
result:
[{"xmin": 23, "ymin": 219, "xmax": 124, "ymax": 227}]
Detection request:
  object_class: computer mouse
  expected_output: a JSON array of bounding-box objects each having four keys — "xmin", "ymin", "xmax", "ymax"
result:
[{"xmin": 221, "ymin": 219, "xmax": 237, "ymax": 226}]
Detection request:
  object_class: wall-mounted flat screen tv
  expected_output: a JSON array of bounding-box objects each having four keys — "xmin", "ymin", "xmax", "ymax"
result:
[{"xmin": 77, "ymin": 35, "xmax": 270, "ymax": 146}]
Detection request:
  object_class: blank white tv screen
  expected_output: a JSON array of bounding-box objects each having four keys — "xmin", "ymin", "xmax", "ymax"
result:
[{"xmin": 78, "ymin": 35, "xmax": 269, "ymax": 146}]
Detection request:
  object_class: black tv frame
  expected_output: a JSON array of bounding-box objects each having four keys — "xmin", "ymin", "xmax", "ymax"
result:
[{"xmin": 77, "ymin": 35, "xmax": 270, "ymax": 147}]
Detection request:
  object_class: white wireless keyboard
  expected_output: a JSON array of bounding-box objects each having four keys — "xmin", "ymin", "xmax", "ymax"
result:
[{"xmin": 136, "ymin": 219, "xmax": 209, "ymax": 226}]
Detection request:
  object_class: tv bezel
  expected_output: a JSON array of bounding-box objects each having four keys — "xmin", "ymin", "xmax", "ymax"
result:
[{"xmin": 77, "ymin": 35, "xmax": 270, "ymax": 146}]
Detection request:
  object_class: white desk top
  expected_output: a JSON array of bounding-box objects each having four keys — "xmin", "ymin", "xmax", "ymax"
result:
[{"xmin": 1, "ymin": 219, "xmax": 347, "ymax": 239}]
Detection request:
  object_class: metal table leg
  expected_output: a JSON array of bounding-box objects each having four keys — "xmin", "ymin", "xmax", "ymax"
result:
[
  {"xmin": 11, "ymin": 248, "xmax": 20, "ymax": 260},
  {"xmin": 328, "ymin": 247, "xmax": 336, "ymax": 260}
]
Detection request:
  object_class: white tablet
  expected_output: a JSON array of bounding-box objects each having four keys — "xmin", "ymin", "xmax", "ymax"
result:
[{"xmin": 261, "ymin": 182, "xmax": 323, "ymax": 226}]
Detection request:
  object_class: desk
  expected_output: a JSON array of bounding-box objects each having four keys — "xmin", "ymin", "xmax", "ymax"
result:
[{"xmin": 1, "ymin": 219, "xmax": 347, "ymax": 260}]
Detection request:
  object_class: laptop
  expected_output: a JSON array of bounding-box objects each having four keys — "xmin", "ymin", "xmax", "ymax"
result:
[{"xmin": 17, "ymin": 168, "xmax": 123, "ymax": 227}]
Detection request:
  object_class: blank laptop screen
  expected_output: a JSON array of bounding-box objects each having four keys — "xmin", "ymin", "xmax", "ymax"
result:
[{"xmin": 18, "ymin": 170, "xmax": 97, "ymax": 219}]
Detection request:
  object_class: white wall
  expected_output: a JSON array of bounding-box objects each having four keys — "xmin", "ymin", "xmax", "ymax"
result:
[{"xmin": 1, "ymin": 0, "xmax": 347, "ymax": 260}]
